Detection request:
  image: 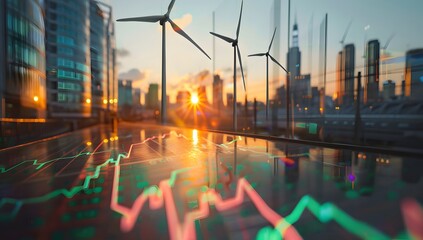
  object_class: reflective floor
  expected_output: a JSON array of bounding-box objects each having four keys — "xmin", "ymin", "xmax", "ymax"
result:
[{"xmin": 0, "ymin": 122, "xmax": 422, "ymax": 239}]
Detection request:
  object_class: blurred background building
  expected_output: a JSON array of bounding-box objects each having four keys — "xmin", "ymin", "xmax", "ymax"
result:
[
  {"xmin": 405, "ymin": 49, "xmax": 423, "ymax": 100},
  {"xmin": 44, "ymin": 0, "xmax": 92, "ymax": 118},
  {"xmin": 0, "ymin": 0, "xmax": 47, "ymax": 118},
  {"xmin": 0, "ymin": 0, "xmax": 117, "ymax": 121}
]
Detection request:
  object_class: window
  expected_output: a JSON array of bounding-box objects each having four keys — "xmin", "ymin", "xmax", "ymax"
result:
[
  {"xmin": 57, "ymin": 69, "xmax": 74, "ymax": 79},
  {"xmin": 58, "ymin": 58, "xmax": 74, "ymax": 68},
  {"xmin": 57, "ymin": 35, "xmax": 74, "ymax": 46},
  {"xmin": 58, "ymin": 47, "xmax": 73, "ymax": 56}
]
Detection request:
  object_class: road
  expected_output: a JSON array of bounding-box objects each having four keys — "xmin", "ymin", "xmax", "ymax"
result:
[{"xmin": 0, "ymin": 122, "xmax": 422, "ymax": 239}]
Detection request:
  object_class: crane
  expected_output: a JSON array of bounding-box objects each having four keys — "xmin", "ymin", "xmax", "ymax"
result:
[
  {"xmin": 381, "ymin": 33, "xmax": 395, "ymax": 81},
  {"xmin": 340, "ymin": 20, "xmax": 353, "ymax": 48}
]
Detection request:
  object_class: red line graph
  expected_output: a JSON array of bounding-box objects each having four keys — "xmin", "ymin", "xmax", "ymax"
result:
[{"xmin": 109, "ymin": 132, "xmax": 302, "ymax": 240}]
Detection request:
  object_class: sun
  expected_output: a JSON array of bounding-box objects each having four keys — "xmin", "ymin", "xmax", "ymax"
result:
[{"xmin": 191, "ymin": 94, "xmax": 199, "ymax": 105}]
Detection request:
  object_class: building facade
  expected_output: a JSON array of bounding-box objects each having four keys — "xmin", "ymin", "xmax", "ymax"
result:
[
  {"xmin": 90, "ymin": 1, "xmax": 107, "ymax": 119},
  {"xmin": 383, "ymin": 80, "xmax": 395, "ymax": 101},
  {"xmin": 0, "ymin": 0, "xmax": 47, "ymax": 118},
  {"xmin": 146, "ymin": 83, "xmax": 159, "ymax": 110},
  {"xmin": 197, "ymin": 86, "xmax": 208, "ymax": 105},
  {"xmin": 405, "ymin": 49, "xmax": 423, "ymax": 99},
  {"xmin": 343, "ymin": 44, "xmax": 355, "ymax": 106},
  {"xmin": 365, "ymin": 40, "xmax": 380, "ymax": 103},
  {"xmin": 118, "ymin": 80, "xmax": 132, "ymax": 107},
  {"xmin": 176, "ymin": 91, "xmax": 191, "ymax": 106},
  {"xmin": 212, "ymin": 74, "xmax": 224, "ymax": 113},
  {"xmin": 287, "ymin": 23, "xmax": 301, "ymax": 84},
  {"xmin": 44, "ymin": 0, "xmax": 92, "ymax": 118}
]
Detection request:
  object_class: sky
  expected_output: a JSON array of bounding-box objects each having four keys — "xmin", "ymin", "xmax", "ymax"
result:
[{"xmin": 103, "ymin": 0, "xmax": 423, "ymax": 104}]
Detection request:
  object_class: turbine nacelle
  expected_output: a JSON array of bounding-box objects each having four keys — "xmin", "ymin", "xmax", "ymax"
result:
[
  {"xmin": 210, "ymin": 0, "xmax": 246, "ymax": 91},
  {"xmin": 117, "ymin": 0, "xmax": 210, "ymax": 60}
]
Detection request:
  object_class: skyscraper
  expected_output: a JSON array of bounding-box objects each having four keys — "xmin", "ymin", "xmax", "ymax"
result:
[
  {"xmin": 405, "ymin": 49, "xmax": 423, "ymax": 99},
  {"xmin": 287, "ymin": 22, "xmax": 302, "ymax": 107},
  {"xmin": 90, "ymin": 1, "xmax": 107, "ymax": 118},
  {"xmin": 133, "ymin": 88, "xmax": 141, "ymax": 107},
  {"xmin": 146, "ymin": 83, "xmax": 159, "ymax": 110},
  {"xmin": 335, "ymin": 51, "xmax": 344, "ymax": 105},
  {"xmin": 335, "ymin": 44, "xmax": 355, "ymax": 106},
  {"xmin": 294, "ymin": 74, "xmax": 311, "ymax": 107},
  {"xmin": 365, "ymin": 40, "xmax": 380, "ymax": 103},
  {"xmin": 213, "ymin": 74, "xmax": 223, "ymax": 112},
  {"xmin": 287, "ymin": 22, "xmax": 301, "ymax": 80},
  {"xmin": 0, "ymin": 0, "xmax": 47, "ymax": 118},
  {"xmin": 227, "ymin": 93, "xmax": 234, "ymax": 109},
  {"xmin": 118, "ymin": 80, "xmax": 132, "ymax": 107},
  {"xmin": 197, "ymin": 86, "xmax": 208, "ymax": 105},
  {"xmin": 342, "ymin": 44, "xmax": 355, "ymax": 105},
  {"xmin": 176, "ymin": 91, "xmax": 191, "ymax": 105},
  {"xmin": 44, "ymin": 0, "xmax": 92, "ymax": 118}
]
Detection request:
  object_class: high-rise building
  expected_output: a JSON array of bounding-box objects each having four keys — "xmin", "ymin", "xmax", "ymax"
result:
[
  {"xmin": 176, "ymin": 91, "xmax": 191, "ymax": 105},
  {"xmin": 405, "ymin": 49, "xmax": 423, "ymax": 99},
  {"xmin": 343, "ymin": 44, "xmax": 355, "ymax": 105},
  {"xmin": 146, "ymin": 83, "xmax": 159, "ymax": 109},
  {"xmin": 287, "ymin": 22, "xmax": 303, "ymax": 108},
  {"xmin": 365, "ymin": 40, "xmax": 380, "ymax": 103},
  {"xmin": 44, "ymin": 0, "xmax": 116, "ymax": 119},
  {"xmin": 213, "ymin": 74, "xmax": 224, "ymax": 112},
  {"xmin": 197, "ymin": 86, "xmax": 208, "ymax": 105},
  {"xmin": 383, "ymin": 80, "xmax": 395, "ymax": 101},
  {"xmin": 90, "ymin": 1, "xmax": 107, "ymax": 118},
  {"xmin": 335, "ymin": 51, "xmax": 344, "ymax": 105},
  {"xmin": 118, "ymin": 80, "xmax": 132, "ymax": 107},
  {"xmin": 335, "ymin": 44, "xmax": 355, "ymax": 106},
  {"xmin": 294, "ymin": 74, "xmax": 311, "ymax": 107},
  {"xmin": 44, "ymin": 0, "xmax": 92, "ymax": 118},
  {"xmin": 0, "ymin": 0, "xmax": 47, "ymax": 118},
  {"xmin": 226, "ymin": 93, "xmax": 234, "ymax": 108},
  {"xmin": 287, "ymin": 22, "xmax": 302, "ymax": 80},
  {"xmin": 133, "ymin": 88, "xmax": 141, "ymax": 107}
]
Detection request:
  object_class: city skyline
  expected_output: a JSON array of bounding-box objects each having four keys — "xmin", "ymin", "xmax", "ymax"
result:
[{"xmin": 109, "ymin": 0, "xmax": 423, "ymax": 104}]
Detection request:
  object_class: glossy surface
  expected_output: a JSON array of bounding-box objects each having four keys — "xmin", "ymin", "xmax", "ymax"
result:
[{"xmin": 0, "ymin": 123, "xmax": 422, "ymax": 239}]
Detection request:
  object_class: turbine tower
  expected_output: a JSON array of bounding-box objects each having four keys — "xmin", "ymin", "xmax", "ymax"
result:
[
  {"xmin": 248, "ymin": 28, "xmax": 288, "ymax": 120},
  {"xmin": 117, "ymin": 0, "xmax": 210, "ymax": 124},
  {"xmin": 210, "ymin": 0, "xmax": 246, "ymax": 131}
]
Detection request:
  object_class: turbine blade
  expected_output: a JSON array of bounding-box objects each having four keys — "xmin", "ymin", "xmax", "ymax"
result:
[
  {"xmin": 268, "ymin": 27, "xmax": 277, "ymax": 52},
  {"xmin": 237, "ymin": 45, "xmax": 246, "ymax": 91},
  {"xmin": 269, "ymin": 54, "xmax": 288, "ymax": 73},
  {"xmin": 167, "ymin": 0, "xmax": 176, "ymax": 15},
  {"xmin": 169, "ymin": 19, "xmax": 211, "ymax": 60},
  {"xmin": 236, "ymin": 0, "xmax": 244, "ymax": 39},
  {"xmin": 210, "ymin": 32, "xmax": 235, "ymax": 44},
  {"xmin": 248, "ymin": 53, "xmax": 266, "ymax": 57},
  {"xmin": 117, "ymin": 15, "xmax": 164, "ymax": 23}
]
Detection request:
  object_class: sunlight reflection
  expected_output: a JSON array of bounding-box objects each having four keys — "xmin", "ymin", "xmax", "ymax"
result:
[{"xmin": 192, "ymin": 129, "xmax": 199, "ymax": 146}]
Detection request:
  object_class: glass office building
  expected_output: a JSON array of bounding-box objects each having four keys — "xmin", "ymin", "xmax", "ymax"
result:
[
  {"xmin": 0, "ymin": 0, "xmax": 47, "ymax": 118},
  {"xmin": 90, "ymin": 1, "xmax": 107, "ymax": 119},
  {"xmin": 44, "ymin": 0, "xmax": 91, "ymax": 118}
]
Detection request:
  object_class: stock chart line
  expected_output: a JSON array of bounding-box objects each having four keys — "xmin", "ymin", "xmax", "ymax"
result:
[
  {"xmin": 275, "ymin": 195, "xmax": 390, "ymax": 240},
  {"xmin": 0, "ymin": 131, "xmax": 403, "ymax": 240},
  {"xmin": 0, "ymin": 132, "xmax": 182, "ymax": 220}
]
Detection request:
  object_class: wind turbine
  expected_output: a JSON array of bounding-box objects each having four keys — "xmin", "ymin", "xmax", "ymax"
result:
[
  {"xmin": 248, "ymin": 28, "xmax": 288, "ymax": 121},
  {"xmin": 117, "ymin": 0, "xmax": 211, "ymax": 124},
  {"xmin": 210, "ymin": 0, "xmax": 246, "ymax": 131}
]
